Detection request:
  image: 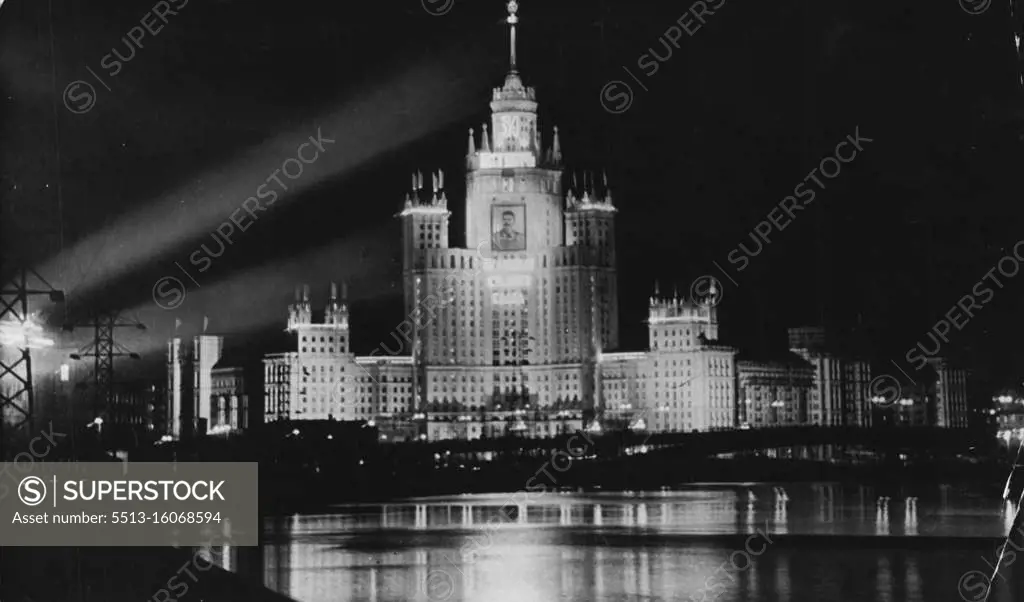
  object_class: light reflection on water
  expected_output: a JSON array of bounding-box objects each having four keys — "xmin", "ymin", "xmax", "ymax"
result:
[{"xmin": 212, "ymin": 483, "xmax": 1020, "ymax": 602}]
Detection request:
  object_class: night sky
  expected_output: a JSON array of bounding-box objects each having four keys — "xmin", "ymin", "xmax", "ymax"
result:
[{"xmin": 3, "ymin": 0, "xmax": 1024, "ymax": 395}]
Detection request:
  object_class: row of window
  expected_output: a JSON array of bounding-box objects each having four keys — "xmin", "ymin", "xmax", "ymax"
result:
[{"xmin": 417, "ymin": 250, "xmax": 618, "ymax": 271}]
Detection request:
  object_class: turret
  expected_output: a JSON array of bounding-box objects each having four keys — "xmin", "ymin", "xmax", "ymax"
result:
[
  {"xmin": 324, "ymin": 281, "xmax": 349, "ymax": 327},
  {"xmin": 602, "ymin": 170, "xmax": 614, "ymax": 207},
  {"xmin": 287, "ymin": 284, "xmax": 312, "ymax": 330},
  {"xmin": 647, "ymin": 285, "xmax": 719, "ymax": 351},
  {"xmin": 550, "ymin": 125, "xmax": 562, "ymax": 167},
  {"xmin": 398, "ymin": 167, "xmax": 452, "ymax": 272},
  {"xmin": 322, "ymin": 281, "xmax": 351, "ymax": 353},
  {"xmin": 564, "ymin": 169, "xmax": 617, "ymax": 258}
]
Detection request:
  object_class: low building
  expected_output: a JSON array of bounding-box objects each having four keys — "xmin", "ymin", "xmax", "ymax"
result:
[
  {"xmin": 994, "ymin": 393, "xmax": 1024, "ymax": 447},
  {"xmin": 106, "ymin": 381, "xmax": 164, "ymax": 444},
  {"xmin": 874, "ymin": 358, "xmax": 969, "ymax": 428},
  {"xmin": 736, "ymin": 354, "xmax": 815, "ymax": 428},
  {"xmin": 596, "ymin": 289, "xmax": 737, "ymax": 434},
  {"xmin": 789, "ymin": 327, "xmax": 873, "ymax": 427},
  {"xmin": 263, "ymin": 351, "xmax": 297, "ymax": 424},
  {"xmin": 930, "ymin": 357, "xmax": 969, "ymax": 428},
  {"xmin": 209, "ymin": 364, "xmax": 247, "ymax": 435},
  {"xmin": 168, "ymin": 328, "xmax": 261, "ymax": 439}
]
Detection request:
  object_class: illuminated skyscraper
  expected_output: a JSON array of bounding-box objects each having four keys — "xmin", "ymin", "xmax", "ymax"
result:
[
  {"xmin": 394, "ymin": 0, "xmax": 615, "ymax": 437},
  {"xmin": 260, "ymin": 2, "xmax": 732, "ymax": 440}
]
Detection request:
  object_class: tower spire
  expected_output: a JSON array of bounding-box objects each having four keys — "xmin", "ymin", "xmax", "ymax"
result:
[
  {"xmin": 604, "ymin": 169, "xmax": 613, "ymax": 205},
  {"xmin": 552, "ymin": 125, "xmax": 562, "ymax": 165},
  {"xmin": 506, "ymin": 1, "xmax": 520, "ymax": 73}
]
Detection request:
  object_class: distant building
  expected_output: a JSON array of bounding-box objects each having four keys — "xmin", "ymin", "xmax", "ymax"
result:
[
  {"xmin": 788, "ymin": 327, "xmax": 873, "ymax": 427},
  {"xmin": 597, "ymin": 288, "xmax": 737, "ymax": 434},
  {"xmin": 263, "ymin": 351, "xmax": 297, "ymax": 424},
  {"xmin": 266, "ymin": 283, "xmax": 365, "ymax": 422},
  {"xmin": 168, "ymin": 332, "xmax": 256, "ymax": 439},
  {"xmin": 149, "ymin": 381, "xmax": 169, "ymax": 436},
  {"xmin": 929, "ymin": 357, "xmax": 969, "ymax": 428},
  {"xmin": 787, "ymin": 327, "xmax": 826, "ymax": 353},
  {"xmin": 875, "ymin": 358, "xmax": 969, "ymax": 428},
  {"xmin": 167, "ymin": 337, "xmax": 191, "ymax": 438},
  {"xmin": 262, "ymin": 285, "xmax": 418, "ymax": 431},
  {"xmin": 736, "ymin": 354, "xmax": 815, "ymax": 428},
  {"xmin": 353, "ymin": 355, "xmax": 415, "ymax": 423},
  {"xmin": 994, "ymin": 392, "xmax": 1024, "ymax": 445},
  {"xmin": 193, "ymin": 334, "xmax": 223, "ymax": 434},
  {"xmin": 886, "ymin": 383, "xmax": 930, "ymax": 427},
  {"xmin": 209, "ymin": 365, "xmax": 247, "ymax": 435},
  {"xmin": 106, "ymin": 381, "xmax": 164, "ymax": 443}
]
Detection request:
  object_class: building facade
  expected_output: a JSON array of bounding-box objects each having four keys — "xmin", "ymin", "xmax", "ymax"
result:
[
  {"xmin": 929, "ymin": 357, "xmax": 969, "ymax": 428},
  {"xmin": 167, "ymin": 337, "xmax": 190, "ymax": 438},
  {"xmin": 210, "ymin": 365, "xmax": 247, "ymax": 435},
  {"xmin": 106, "ymin": 381, "xmax": 165, "ymax": 443},
  {"xmin": 736, "ymin": 355, "xmax": 815, "ymax": 428},
  {"xmin": 994, "ymin": 393, "xmax": 1024, "ymax": 447},
  {"xmin": 788, "ymin": 327, "xmax": 873, "ymax": 427},
  {"xmin": 876, "ymin": 358, "xmax": 969, "ymax": 428},
  {"xmin": 168, "ymin": 332, "xmax": 254, "ymax": 438},
  {"xmin": 262, "ymin": 287, "xmax": 421, "ymax": 428},
  {"xmin": 597, "ymin": 290, "xmax": 737, "ymax": 434}
]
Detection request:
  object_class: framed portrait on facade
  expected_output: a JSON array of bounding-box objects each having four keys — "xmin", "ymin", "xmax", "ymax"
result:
[{"xmin": 491, "ymin": 204, "xmax": 526, "ymax": 252}]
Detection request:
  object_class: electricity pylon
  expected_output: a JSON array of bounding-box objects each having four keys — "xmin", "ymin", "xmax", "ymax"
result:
[{"xmin": 0, "ymin": 267, "xmax": 64, "ymax": 459}]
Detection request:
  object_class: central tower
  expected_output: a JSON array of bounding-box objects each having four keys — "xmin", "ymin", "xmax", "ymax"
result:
[
  {"xmin": 465, "ymin": 0, "xmax": 562, "ymax": 252},
  {"xmin": 398, "ymin": 1, "xmax": 619, "ymax": 437}
]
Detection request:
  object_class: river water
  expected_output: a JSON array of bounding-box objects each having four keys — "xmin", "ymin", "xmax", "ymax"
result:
[{"xmin": 213, "ymin": 482, "xmax": 1023, "ymax": 602}]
